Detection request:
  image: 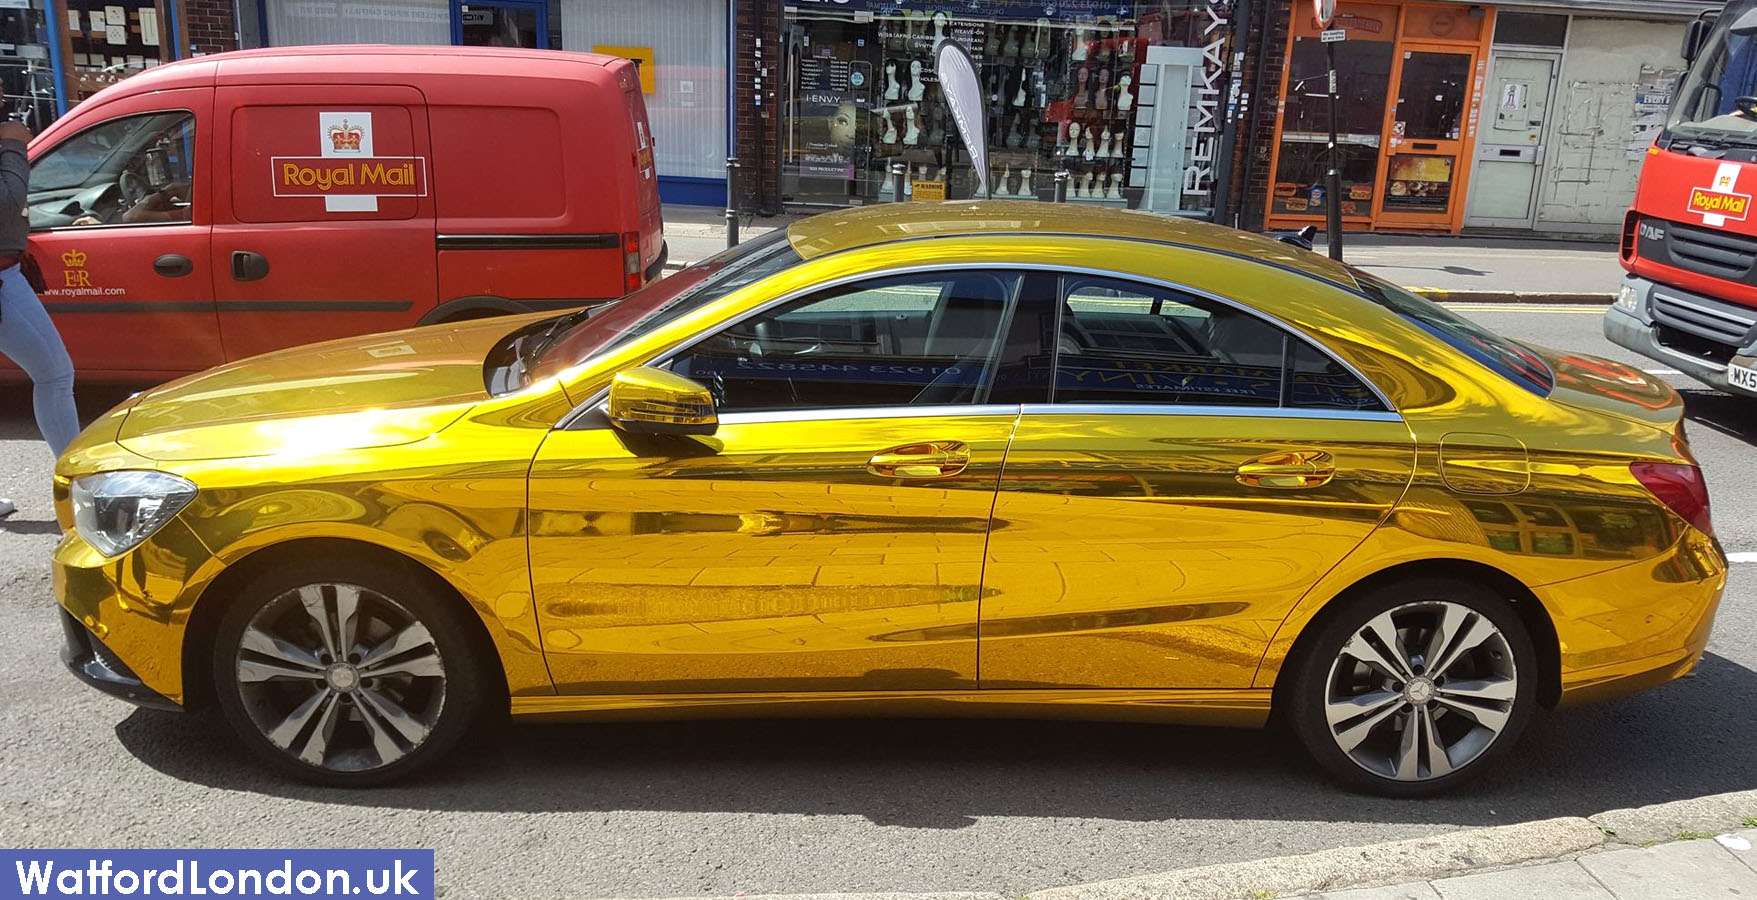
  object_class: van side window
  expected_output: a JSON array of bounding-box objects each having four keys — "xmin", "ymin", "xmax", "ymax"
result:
[{"xmin": 29, "ymin": 112, "xmax": 195, "ymax": 230}]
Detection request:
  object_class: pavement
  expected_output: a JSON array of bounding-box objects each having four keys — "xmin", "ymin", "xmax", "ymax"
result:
[
  {"xmin": 661, "ymin": 205, "xmax": 1625, "ymax": 302},
  {"xmin": 4, "ymin": 300, "xmax": 1756, "ymax": 897}
]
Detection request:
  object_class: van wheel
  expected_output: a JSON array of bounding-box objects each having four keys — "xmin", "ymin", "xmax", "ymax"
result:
[
  {"xmin": 210, "ymin": 558, "xmax": 487, "ymax": 786},
  {"xmin": 1283, "ymin": 578, "xmax": 1538, "ymax": 797}
]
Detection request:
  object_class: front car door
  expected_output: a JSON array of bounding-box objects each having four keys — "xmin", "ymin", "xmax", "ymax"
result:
[
  {"xmin": 23, "ymin": 95, "xmax": 220, "ymax": 379},
  {"xmin": 528, "ymin": 269, "xmax": 1038, "ymax": 694},
  {"xmin": 980, "ymin": 274, "xmax": 1417, "ymax": 689}
]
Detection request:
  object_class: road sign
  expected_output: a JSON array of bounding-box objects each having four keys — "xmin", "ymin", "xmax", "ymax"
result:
[
  {"xmin": 1313, "ymin": 0, "xmax": 1337, "ymax": 27},
  {"xmin": 1320, "ymin": 28, "xmax": 1348, "ymax": 43}
]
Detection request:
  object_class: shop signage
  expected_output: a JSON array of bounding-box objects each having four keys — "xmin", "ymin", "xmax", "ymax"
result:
[
  {"xmin": 935, "ymin": 38, "xmax": 987, "ymax": 196},
  {"xmin": 1184, "ymin": 2, "xmax": 1229, "ymax": 199}
]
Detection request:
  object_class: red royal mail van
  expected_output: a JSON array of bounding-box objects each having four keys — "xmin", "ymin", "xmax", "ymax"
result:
[{"xmin": 11, "ymin": 45, "xmax": 665, "ymax": 383}]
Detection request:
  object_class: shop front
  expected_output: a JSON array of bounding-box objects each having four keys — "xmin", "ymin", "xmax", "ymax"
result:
[
  {"xmin": 0, "ymin": 0, "xmax": 187, "ymax": 129},
  {"xmin": 780, "ymin": 0, "xmax": 1241, "ymax": 214},
  {"xmin": 1266, "ymin": 1, "xmax": 1493, "ymax": 233}
]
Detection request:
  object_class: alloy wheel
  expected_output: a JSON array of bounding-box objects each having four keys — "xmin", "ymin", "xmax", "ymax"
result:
[
  {"xmin": 232, "ymin": 582, "xmax": 447, "ymax": 772},
  {"xmin": 1322, "ymin": 600, "xmax": 1519, "ymax": 782}
]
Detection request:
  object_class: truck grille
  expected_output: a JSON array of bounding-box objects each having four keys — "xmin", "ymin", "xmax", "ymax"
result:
[
  {"xmin": 1664, "ymin": 220, "xmax": 1757, "ymax": 280},
  {"xmin": 1650, "ymin": 286, "xmax": 1757, "ymax": 348}
]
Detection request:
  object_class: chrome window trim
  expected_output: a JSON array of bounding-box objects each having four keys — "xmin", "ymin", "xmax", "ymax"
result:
[
  {"xmin": 558, "ymin": 262, "xmax": 1400, "ymax": 430},
  {"xmin": 719, "ymin": 404, "xmax": 1025, "ymax": 425},
  {"xmin": 1020, "ymin": 403, "xmax": 1404, "ymax": 423}
]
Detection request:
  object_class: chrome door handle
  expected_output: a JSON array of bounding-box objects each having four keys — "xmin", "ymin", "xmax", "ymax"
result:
[
  {"xmin": 867, "ymin": 441, "xmax": 971, "ymax": 479},
  {"xmin": 1236, "ymin": 450, "xmax": 1336, "ymax": 489}
]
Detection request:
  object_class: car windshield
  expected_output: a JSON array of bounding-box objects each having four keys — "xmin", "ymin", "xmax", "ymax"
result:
[
  {"xmin": 1670, "ymin": 0, "xmax": 1757, "ymax": 146},
  {"xmin": 1350, "ymin": 270, "xmax": 1555, "ymax": 396},
  {"xmin": 531, "ymin": 229, "xmax": 804, "ymax": 381}
]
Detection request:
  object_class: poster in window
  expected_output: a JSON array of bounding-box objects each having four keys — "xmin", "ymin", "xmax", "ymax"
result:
[
  {"xmin": 140, "ymin": 8, "xmax": 160, "ymax": 46},
  {"xmin": 1385, "ymin": 154, "xmax": 1454, "ymax": 210},
  {"xmin": 792, "ymin": 90, "xmax": 858, "ymax": 180}
]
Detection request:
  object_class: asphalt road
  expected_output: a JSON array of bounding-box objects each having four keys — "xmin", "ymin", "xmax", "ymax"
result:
[{"xmin": 1, "ymin": 305, "xmax": 1754, "ymax": 899}]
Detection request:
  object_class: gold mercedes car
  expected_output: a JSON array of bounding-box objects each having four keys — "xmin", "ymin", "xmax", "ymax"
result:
[{"xmin": 53, "ymin": 203, "xmax": 1724, "ymax": 795}]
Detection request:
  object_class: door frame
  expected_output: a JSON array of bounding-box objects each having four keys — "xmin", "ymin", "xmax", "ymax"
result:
[
  {"xmin": 1462, "ymin": 48, "xmax": 1564, "ymax": 230},
  {"xmin": 1371, "ymin": 40, "xmax": 1487, "ymax": 231},
  {"xmin": 449, "ymin": 0, "xmax": 550, "ymax": 49}
]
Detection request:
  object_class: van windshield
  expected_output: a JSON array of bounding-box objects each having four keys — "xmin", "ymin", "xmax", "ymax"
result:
[{"xmin": 531, "ymin": 229, "xmax": 804, "ymax": 380}]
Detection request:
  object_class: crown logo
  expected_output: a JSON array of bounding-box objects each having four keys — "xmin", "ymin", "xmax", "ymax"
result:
[
  {"xmin": 327, "ymin": 119, "xmax": 364, "ymax": 152},
  {"xmin": 62, "ymin": 250, "xmax": 86, "ymax": 267}
]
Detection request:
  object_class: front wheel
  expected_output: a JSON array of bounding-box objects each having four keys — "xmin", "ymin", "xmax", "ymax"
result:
[
  {"xmin": 210, "ymin": 559, "xmax": 488, "ymax": 786},
  {"xmin": 1284, "ymin": 578, "xmax": 1539, "ymax": 797}
]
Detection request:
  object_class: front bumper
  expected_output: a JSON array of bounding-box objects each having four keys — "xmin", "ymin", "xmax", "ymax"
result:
[
  {"xmin": 59, "ymin": 608, "xmax": 180, "ymax": 711},
  {"xmin": 1605, "ymin": 274, "xmax": 1757, "ymax": 397}
]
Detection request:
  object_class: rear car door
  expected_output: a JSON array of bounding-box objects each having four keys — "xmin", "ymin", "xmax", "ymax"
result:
[
  {"xmin": 979, "ymin": 274, "xmax": 1416, "ymax": 689},
  {"xmin": 210, "ymin": 84, "xmax": 436, "ymax": 361},
  {"xmin": 528, "ymin": 269, "xmax": 1036, "ymax": 694},
  {"xmin": 24, "ymin": 93, "xmax": 220, "ymax": 378}
]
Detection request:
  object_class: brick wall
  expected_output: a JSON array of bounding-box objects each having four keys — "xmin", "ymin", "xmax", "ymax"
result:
[
  {"xmin": 1228, "ymin": 0, "xmax": 1290, "ymax": 232},
  {"xmin": 183, "ymin": 0, "xmax": 240, "ymax": 56},
  {"xmin": 734, "ymin": 0, "xmax": 782, "ymax": 214}
]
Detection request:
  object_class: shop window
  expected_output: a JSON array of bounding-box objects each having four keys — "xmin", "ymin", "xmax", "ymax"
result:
[
  {"xmin": 671, "ymin": 272, "xmax": 1020, "ymax": 412},
  {"xmin": 1493, "ymin": 12, "xmax": 1568, "ymax": 48},
  {"xmin": 0, "ymin": 5, "xmax": 59, "ymax": 129},
  {"xmin": 1392, "ymin": 51, "xmax": 1471, "ymax": 141},
  {"xmin": 28, "ymin": 111, "xmax": 195, "ymax": 229},
  {"xmin": 264, "ymin": 0, "xmax": 449, "ymax": 47},
  {"xmin": 781, "ymin": 3, "xmax": 1228, "ymax": 210},
  {"xmin": 63, "ymin": 0, "xmax": 178, "ymax": 103},
  {"xmin": 1272, "ymin": 36, "xmax": 1394, "ymax": 219}
]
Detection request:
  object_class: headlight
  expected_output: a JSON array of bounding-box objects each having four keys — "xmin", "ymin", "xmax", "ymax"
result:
[
  {"xmin": 1615, "ymin": 283, "xmax": 1641, "ymax": 313},
  {"xmin": 70, "ymin": 470, "xmax": 198, "ymax": 557}
]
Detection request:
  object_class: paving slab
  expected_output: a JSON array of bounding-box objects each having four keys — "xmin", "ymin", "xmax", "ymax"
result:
[
  {"xmin": 1429, "ymin": 861, "xmax": 1612, "ymax": 900},
  {"xmin": 1577, "ymin": 839, "xmax": 1757, "ymax": 900},
  {"xmin": 1722, "ymin": 829, "xmax": 1757, "ymax": 876}
]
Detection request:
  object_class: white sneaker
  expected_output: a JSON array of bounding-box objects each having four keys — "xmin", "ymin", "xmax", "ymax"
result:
[{"xmin": 0, "ymin": 498, "xmax": 14, "ymax": 519}]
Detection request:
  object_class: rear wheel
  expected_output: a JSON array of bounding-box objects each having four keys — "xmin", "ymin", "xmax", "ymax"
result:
[
  {"xmin": 211, "ymin": 559, "xmax": 488, "ymax": 786},
  {"xmin": 1284, "ymin": 578, "xmax": 1538, "ymax": 797}
]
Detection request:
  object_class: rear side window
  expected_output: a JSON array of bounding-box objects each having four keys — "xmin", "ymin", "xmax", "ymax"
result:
[
  {"xmin": 1052, "ymin": 277, "xmax": 1386, "ymax": 411},
  {"xmin": 1352, "ymin": 271, "xmax": 1554, "ymax": 396}
]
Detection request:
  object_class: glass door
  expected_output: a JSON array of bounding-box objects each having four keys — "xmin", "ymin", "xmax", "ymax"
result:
[
  {"xmin": 1375, "ymin": 45, "xmax": 1475, "ymax": 228},
  {"xmin": 453, "ymin": 0, "xmax": 548, "ymax": 49}
]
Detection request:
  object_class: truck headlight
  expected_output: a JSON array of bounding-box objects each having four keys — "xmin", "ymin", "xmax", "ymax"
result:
[
  {"xmin": 70, "ymin": 470, "xmax": 198, "ymax": 557},
  {"xmin": 1615, "ymin": 283, "xmax": 1641, "ymax": 313}
]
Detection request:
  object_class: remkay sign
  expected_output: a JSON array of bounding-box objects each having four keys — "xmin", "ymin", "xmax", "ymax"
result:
[{"xmin": 1183, "ymin": 1, "xmax": 1230, "ymax": 200}]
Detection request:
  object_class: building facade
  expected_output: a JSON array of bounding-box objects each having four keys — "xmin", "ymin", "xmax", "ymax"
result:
[{"xmin": 0, "ymin": 0, "xmax": 1718, "ymax": 229}]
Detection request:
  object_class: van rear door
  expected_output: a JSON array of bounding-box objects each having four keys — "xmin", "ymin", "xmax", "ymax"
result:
[
  {"xmin": 210, "ymin": 83, "xmax": 437, "ymax": 361},
  {"xmin": 616, "ymin": 62, "xmax": 664, "ymax": 281}
]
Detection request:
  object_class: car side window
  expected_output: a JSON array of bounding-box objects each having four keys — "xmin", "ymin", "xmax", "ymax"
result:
[
  {"xmin": 671, "ymin": 271, "xmax": 1021, "ymax": 413},
  {"xmin": 1053, "ymin": 276, "xmax": 1385, "ymax": 411},
  {"xmin": 29, "ymin": 112, "xmax": 196, "ymax": 230}
]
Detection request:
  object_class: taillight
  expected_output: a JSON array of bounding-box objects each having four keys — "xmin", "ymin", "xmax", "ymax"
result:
[
  {"xmin": 1631, "ymin": 461, "xmax": 1715, "ymax": 537},
  {"xmin": 623, "ymin": 230, "xmax": 643, "ymax": 293}
]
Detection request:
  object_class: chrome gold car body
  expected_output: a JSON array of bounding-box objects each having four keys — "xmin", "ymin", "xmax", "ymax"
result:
[{"xmin": 51, "ymin": 202, "xmax": 1725, "ymax": 788}]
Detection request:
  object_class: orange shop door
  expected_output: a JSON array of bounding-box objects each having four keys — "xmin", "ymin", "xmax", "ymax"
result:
[{"xmin": 210, "ymin": 85, "xmax": 438, "ymax": 362}]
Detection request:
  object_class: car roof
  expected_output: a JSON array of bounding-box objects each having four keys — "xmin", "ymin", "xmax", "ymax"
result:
[
  {"xmin": 783, "ymin": 200, "xmax": 1364, "ymax": 292},
  {"xmin": 86, "ymin": 45, "xmax": 620, "ymax": 96}
]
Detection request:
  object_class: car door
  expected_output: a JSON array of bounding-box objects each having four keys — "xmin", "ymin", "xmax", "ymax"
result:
[
  {"xmin": 210, "ymin": 85, "xmax": 436, "ymax": 361},
  {"xmin": 979, "ymin": 274, "xmax": 1416, "ymax": 690},
  {"xmin": 24, "ymin": 96, "xmax": 221, "ymax": 378},
  {"xmin": 528, "ymin": 269, "xmax": 1038, "ymax": 695}
]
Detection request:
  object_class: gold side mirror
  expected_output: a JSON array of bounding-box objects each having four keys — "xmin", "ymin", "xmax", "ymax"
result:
[{"xmin": 606, "ymin": 366, "xmax": 718, "ymax": 436}]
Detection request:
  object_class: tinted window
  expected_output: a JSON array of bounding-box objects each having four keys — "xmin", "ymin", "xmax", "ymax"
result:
[
  {"xmin": 671, "ymin": 271, "xmax": 1019, "ymax": 413},
  {"xmin": 1055, "ymin": 278, "xmax": 1285, "ymax": 406},
  {"xmin": 1351, "ymin": 270, "xmax": 1554, "ymax": 396},
  {"xmin": 1289, "ymin": 339, "xmax": 1385, "ymax": 411}
]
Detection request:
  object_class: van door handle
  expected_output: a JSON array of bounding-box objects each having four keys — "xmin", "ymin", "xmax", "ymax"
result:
[
  {"xmin": 153, "ymin": 254, "xmax": 193, "ymax": 278},
  {"xmin": 231, "ymin": 250, "xmax": 270, "ymax": 282},
  {"xmin": 867, "ymin": 441, "xmax": 970, "ymax": 479},
  {"xmin": 1236, "ymin": 450, "xmax": 1336, "ymax": 489}
]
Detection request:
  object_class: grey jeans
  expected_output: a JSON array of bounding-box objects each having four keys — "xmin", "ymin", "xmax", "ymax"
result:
[{"xmin": 0, "ymin": 263, "xmax": 78, "ymax": 456}]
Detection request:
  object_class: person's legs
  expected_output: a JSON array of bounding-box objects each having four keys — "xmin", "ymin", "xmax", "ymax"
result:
[{"xmin": 0, "ymin": 263, "xmax": 79, "ymax": 457}]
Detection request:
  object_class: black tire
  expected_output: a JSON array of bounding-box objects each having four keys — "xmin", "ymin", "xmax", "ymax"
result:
[
  {"xmin": 210, "ymin": 556, "xmax": 491, "ymax": 787},
  {"xmin": 1283, "ymin": 577, "xmax": 1539, "ymax": 797}
]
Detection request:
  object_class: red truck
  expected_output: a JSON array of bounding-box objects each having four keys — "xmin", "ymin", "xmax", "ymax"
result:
[
  {"xmin": 1606, "ymin": 0, "xmax": 1757, "ymax": 397},
  {"xmin": 8, "ymin": 46, "xmax": 665, "ymax": 384}
]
